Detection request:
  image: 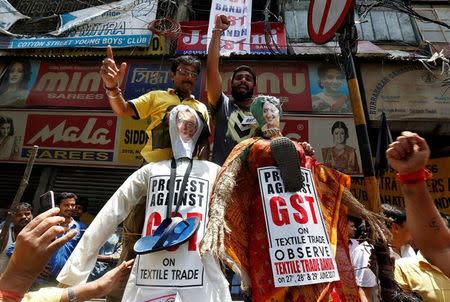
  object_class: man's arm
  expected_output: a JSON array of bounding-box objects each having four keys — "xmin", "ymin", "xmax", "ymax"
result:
[
  {"xmin": 57, "ymin": 166, "xmax": 151, "ymax": 286},
  {"xmin": 58, "ymin": 260, "xmax": 133, "ymax": 302},
  {"xmin": 206, "ymin": 15, "xmax": 230, "ymax": 108},
  {"xmin": 100, "ymin": 46, "xmax": 135, "ymax": 117},
  {"xmin": 386, "ymin": 131, "xmax": 450, "ymax": 277}
]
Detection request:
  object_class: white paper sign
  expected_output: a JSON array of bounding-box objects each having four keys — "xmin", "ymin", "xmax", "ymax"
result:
[
  {"xmin": 257, "ymin": 166, "xmax": 340, "ymax": 287},
  {"xmin": 207, "ymin": 0, "xmax": 253, "ymax": 56},
  {"xmin": 136, "ymin": 175, "xmax": 209, "ymax": 288}
]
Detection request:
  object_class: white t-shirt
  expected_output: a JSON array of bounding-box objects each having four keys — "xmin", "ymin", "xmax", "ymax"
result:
[{"xmin": 389, "ymin": 244, "xmax": 416, "ymax": 261}]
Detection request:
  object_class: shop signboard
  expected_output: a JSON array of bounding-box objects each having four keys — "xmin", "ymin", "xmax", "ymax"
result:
[
  {"xmin": 362, "ymin": 63, "xmax": 450, "ymax": 120},
  {"xmin": 199, "ymin": 61, "xmax": 311, "ymax": 112},
  {"xmin": 176, "ymin": 21, "xmax": 287, "ymax": 55},
  {"xmin": 1, "ymin": 59, "xmax": 350, "ymax": 113},
  {"xmin": 22, "ymin": 113, "xmax": 117, "ymax": 164},
  {"xmin": 0, "ymin": 0, "xmax": 157, "ymax": 49},
  {"xmin": 123, "ymin": 62, "xmax": 202, "ymax": 100},
  {"xmin": 351, "ymin": 157, "xmax": 450, "ymax": 215},
  {"xmin": 27, "ymin": 61, "xmax": 111, "ymax": 108}
]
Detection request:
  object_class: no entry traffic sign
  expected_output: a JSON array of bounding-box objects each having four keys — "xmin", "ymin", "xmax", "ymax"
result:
[{"xmin": 308, "ymin": 0, "xmax": 354, "ymax": 44}]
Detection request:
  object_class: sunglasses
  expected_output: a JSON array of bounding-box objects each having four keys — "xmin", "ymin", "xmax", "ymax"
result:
[{"xmin": 177, "ymin": 68, "xmax": 199, "ymax": 79}]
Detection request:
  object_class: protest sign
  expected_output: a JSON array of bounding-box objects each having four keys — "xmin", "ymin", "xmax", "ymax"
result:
[
  {"xmin": 258, "ymin": 166, "xmax": 339, "ymax": 287},
  {"xmin": 136, "ymin": 174, "xmax": 210, "ymax": 288},
  {"xmin": 207, "ymin": 0, "xmax": 253, "ymax": 55}
]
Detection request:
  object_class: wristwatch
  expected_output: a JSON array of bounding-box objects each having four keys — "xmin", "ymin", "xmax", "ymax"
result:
[{"xmin": 68, "ymin": 288, "xmax": 78, "ymax": 302}]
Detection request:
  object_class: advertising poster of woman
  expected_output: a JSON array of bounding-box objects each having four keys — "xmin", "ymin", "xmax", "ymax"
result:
[
  {"xmin": 0, "ymin": 113, "xmax": 23, "ymax": 160},
  {"xmin": 281, "ymin": 115, "xmax": 362, "ymax": 176},
  {"xmin": 310, "ymin": 64, "xmax": 351, "ymax": 114},
  {"xmin": 0, "ymin": 60, "xmax": 38, "ymax": 107}
]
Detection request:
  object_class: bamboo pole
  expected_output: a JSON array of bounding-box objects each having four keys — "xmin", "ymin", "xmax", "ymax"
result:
[{"xmin": 0, "ymin": 146, "xmax": 39, "ymax": 253}]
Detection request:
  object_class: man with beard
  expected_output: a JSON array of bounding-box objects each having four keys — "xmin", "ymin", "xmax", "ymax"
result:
[
  {"xmin": 101, "ymin": 46, "xmax": 209, "ymax": 163},
  {"xmin": 207, "ymin": 15, "xmax": 258, "ymax": 165},
  {"xmin": 0, "ymin": 202, "xmax": 33, "ymax": 273}
]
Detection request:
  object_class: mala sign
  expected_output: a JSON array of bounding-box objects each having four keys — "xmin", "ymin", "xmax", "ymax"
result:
[
  {"xmin": 258, "ymin": 166, "xmax": 339, "ymax": 287},
  {"xmin": 308, "ymin": 0, "xmax": 353, "ymax": 44}
]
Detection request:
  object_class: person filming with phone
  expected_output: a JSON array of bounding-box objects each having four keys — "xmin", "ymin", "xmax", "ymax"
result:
[{"xmin": 7, "ymin": 192, "xmax": 86, "ymax": 286}]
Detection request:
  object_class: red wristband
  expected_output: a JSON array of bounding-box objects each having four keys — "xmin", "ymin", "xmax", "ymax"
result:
[
  {"xmin": 395, "ymin": 168, "xmax": 433, "ymax": 184},
  {"xmin": 0, "ymin": 289, "xmax": 24, "ymax": 301}
]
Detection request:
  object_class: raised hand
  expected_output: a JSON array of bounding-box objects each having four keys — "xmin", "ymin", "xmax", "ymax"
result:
[
  {"xmin": 386, "ymin": 131, "xmax": 430, "ymax": 174},
  {"xmin": 214, "ymin": 15, "xmax": 230, "ymax": 31},
  {"xmin": 300, "ymin": 141, "xmax": 315, "ymax": 156},
  {"xmin": 100, "ymin": 45, "xmax": 127, "ymax": 89}
]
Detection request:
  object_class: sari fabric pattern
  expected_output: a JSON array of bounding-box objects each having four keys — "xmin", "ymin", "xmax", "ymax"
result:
[{"xmin": 212, "ymin": 137, "xmax": 359, "ymax": 302}]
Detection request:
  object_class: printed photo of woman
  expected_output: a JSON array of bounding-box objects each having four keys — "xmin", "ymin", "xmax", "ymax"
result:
[
  {"xmin": 0, "ymin": 60, "xmax": 32, "ymax": 107},
  {"xmin": 0, "ymin": 115, "xmax": 20, "ymax": 160},
  {"xmin": 311, "ymin": 64, "xmax": 351, "ymax": 113},
  {"xmin": 321, "ymin": 121, "xmax": 360, "ymax": 175}
]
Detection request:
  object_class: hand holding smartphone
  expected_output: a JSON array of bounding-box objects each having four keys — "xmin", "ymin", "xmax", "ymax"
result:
[{"xmin": 40, "ymin": 191, "xmax": 55, "ymax": 212}]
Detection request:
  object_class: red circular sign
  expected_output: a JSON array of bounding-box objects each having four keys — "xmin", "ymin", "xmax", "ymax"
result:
[{"xmin": 308, "ymin": 0, "xmax": 354, "ymax": 44}]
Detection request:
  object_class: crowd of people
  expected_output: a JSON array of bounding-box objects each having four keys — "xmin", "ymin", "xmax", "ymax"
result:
[{"xmin": 1, "ymin": 15, "xmax": 449, "ymax": 302}]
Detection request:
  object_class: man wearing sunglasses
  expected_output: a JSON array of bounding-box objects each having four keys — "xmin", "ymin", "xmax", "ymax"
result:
[{"xmin": 100, "ymin": 46, "xmax": 209, "ymax": 164}]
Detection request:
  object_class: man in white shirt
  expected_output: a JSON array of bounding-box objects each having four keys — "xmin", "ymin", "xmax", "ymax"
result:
[{"xmin": 351, "ymin": 204, "xmax": 415, "ymax": 302}]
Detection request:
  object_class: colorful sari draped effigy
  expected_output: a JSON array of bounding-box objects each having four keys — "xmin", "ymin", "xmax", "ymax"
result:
[{"xmin": 201, "ymin": 137, "xmax": 360, "ymax": 302}]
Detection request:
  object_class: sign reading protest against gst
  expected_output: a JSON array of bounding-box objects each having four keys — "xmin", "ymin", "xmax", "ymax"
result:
[
  {"xmin": 207, "ymin": 0, "xmax": 252, "ymax": 55},
  {"xmin": 258, "ymin": 166, "xmax": 339, "ymax": 287},
  {"xmin": 351, "ymin": 157, "xmax": 450, "ymax": 215},
  {"xmin": 137, "ymin": 174, "xmax": 210, "ymax": 287}
]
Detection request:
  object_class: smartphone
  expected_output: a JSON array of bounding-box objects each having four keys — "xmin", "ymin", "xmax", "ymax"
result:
[{"xmin": 40, "ymin": 191, "xmax": 55, "ymax": 212}]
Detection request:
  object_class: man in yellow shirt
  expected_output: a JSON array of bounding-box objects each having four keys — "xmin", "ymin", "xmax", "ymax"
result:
[
  {"xmin": 395, "ymin": 252, "xmax": 450, "ymax": 302},
  {"xmin": 100, "ymin": 46, "xmax": 209, "ymax": 163},
  {"xmin": 99, "ymin": 47, "xmax": 210, "ymax": 301}
]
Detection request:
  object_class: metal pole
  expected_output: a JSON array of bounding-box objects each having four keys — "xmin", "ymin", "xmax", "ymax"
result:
[{"xmin": 337, "ymin": 7, "xmax": 381, "ymax": 213}]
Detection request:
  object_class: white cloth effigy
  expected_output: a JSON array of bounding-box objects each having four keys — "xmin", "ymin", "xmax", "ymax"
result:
[{"xmin": 57, "ymin": 159, "xmax": 231, "ymax": 302}]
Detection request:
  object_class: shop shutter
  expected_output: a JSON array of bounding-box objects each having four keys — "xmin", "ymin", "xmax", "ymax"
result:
[
  {"xmin": 51, "ymin": 167, "xmax": 133, "ymax": 214},
  {"xmin": 0, "ymin": 163, "xmax": 42, "ymax": 208}
]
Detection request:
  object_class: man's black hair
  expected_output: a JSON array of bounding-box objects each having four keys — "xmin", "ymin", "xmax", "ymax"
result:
[
  {"xmin": 382, "ymin": 204, "xmax": 407, "ymax": 228},
  {"xmin": 55, "ymin": 192, "xmax": 78, "ymax": 205},
  {"xmin": 11, "ymin": 202, "xmax": 32, "ymax": 213},
  {"xmin": 232, "ymin": 65, "xmax": 257, "ymax": 83},
  {"xmin": 170, "ymin": 56, "xmax": 201, "ymax": 75}
]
